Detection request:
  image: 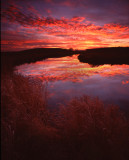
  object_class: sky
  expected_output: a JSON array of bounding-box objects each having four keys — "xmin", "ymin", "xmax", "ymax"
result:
[{"xmin": 1, "ymin": 0, "xmax": 129, "ymax": 51}]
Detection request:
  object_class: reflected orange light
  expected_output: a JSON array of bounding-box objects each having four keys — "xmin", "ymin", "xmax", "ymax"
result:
[{"xmin": 16, "ymin": 55, "xmax": 129, "ymax": 83}]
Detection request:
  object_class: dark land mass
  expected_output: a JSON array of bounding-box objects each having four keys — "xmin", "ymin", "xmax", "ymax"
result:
[
  {"xmin": 78, "ymin": 47, "xmax": 129, "ymax": 66},
  {"xmin": 1, "ymin": 48, "xmax": 77, "ymax": 72},
  {"xmin": 1, "ymin": 47, "xmax": 129, "ymax": 73}
]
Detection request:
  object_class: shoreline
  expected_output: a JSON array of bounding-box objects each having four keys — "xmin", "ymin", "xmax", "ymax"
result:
[{"xmin": 78, "ymin": 47, "xmax": 129, "ymax": 66}]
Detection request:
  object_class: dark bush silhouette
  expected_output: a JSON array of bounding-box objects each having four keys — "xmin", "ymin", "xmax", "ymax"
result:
[{"xmin": 1, "ymin": 74, "xmax": 129, "ymax": 160}]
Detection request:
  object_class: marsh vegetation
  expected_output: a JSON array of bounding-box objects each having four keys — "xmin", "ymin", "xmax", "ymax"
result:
[{"xmin": 1, "ymin": 47, "xmax": 129, "ymax": 160}]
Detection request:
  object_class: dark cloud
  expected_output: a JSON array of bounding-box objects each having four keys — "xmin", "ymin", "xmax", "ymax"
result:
[
  {"xmin": 1, "ymin": 5, "xmax": 91, "ymax": 31},
  {"xmin": 1, "ymin": 0, "xmax": 129, "ymax": 25},
  {"xmin": 1, "ymin": 0, "xmax": 129, "ymax": 51}
]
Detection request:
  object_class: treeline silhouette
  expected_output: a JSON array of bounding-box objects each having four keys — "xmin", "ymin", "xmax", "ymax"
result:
[{"xmin": 78, "ymin": 47, "xmax": 129, "ymax": 66}]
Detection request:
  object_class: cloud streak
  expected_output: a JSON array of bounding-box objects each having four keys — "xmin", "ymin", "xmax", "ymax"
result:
[{"xmin": 1, "ymin": 1, "xmax": 129, "ymax": 51}]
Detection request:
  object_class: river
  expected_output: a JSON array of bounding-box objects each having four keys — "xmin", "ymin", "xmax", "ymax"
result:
[{"xmin": 15, "ymin": 54, "xmax": 129, "ymax": 112}]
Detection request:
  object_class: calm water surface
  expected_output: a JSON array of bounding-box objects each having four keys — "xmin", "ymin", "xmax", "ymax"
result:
[{"xmin": 15, "ymin": 55, "xmax": 129, "ymax": 111}]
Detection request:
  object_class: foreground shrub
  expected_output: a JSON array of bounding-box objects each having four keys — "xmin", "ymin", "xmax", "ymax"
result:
[
  {"xmin": 1, "ymin": 74, "xmax": 129, "ymax": 160},
  {"xmin": 57, "ymin": 97, "xmax": 129, "ymax": 160},
  {"xmin": 1, "ymin": 73, "xmax": 49, "ymax": 160}
]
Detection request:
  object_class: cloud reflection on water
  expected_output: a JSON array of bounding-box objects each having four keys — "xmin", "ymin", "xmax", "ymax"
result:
[
  {"xmin": 16, "ymin": 55, "xmax": 129, "ymax": 82},
  {"xmin": 16, "ymin": 55, "xmax": 129, "ymax": 110}
]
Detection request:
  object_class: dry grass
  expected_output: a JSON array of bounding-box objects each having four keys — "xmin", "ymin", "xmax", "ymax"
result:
[
  {"xmin": 1, "ymin": 74, "xmax": 129, "ymax": 160},
  {"xmin": 1, "ymin": 73, "xmax": 50, "ymax": 160},
  {"xmin": 57, "ymin": 97, "xmax": 129, "ymax": 160}
]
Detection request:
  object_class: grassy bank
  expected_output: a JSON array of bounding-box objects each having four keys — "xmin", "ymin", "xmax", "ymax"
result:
[
  {"xmin": 78, "ymin": 47, "xmax": 129, "ymax": 66},
  {"xmin": 1, "ymin": 73, "xmax": 129, "ymax": 160}
]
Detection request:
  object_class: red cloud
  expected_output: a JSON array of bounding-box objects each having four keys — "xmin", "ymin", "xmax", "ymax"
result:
[
  {"xmin": 46, "ymin": 9, "xmax": 52, "ymax": 14},
  {"xmin": 2, "ymin": 5, "xmax": 129, "ymax": 34},
  {"xmin": 122, "ymin": 80, "xmax": 129, "ymax": 85},
  {"xmin": 1, "ymin": 4, "xmax": 129, "ymax": 51}
]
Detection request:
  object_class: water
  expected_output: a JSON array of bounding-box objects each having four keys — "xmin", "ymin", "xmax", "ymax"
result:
[{"xmin": 15, "ymin": 54, "xmax": 129, "ymax": 112}]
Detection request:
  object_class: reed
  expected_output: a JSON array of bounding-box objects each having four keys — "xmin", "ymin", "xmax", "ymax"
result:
[{"xmin": 1, "ymin": 73, "xmax": 129, "ymax": 160}]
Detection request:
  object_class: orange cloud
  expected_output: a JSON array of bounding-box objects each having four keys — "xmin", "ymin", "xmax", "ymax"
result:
[
  {"xmin": 1, "ymin": 4, "xmax": 129, "ymax": 51},
  {"xmin": 122, "ymin": 80, "xmax": 129, "ymax": 85}
]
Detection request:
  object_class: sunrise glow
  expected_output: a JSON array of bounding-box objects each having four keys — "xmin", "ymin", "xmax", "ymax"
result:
[{"xmin": 1, "ymin": 0, "xmax": 129, "ymax": 51}]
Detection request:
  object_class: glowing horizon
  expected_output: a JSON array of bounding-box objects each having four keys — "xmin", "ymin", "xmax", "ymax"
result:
[{"xmin": 1, "ymin": 0, "xmax": 129, "ymax": 51}]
